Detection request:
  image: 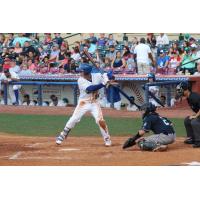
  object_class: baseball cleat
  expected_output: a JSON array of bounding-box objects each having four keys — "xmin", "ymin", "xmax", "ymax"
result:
[
  {"xmin": 56, "ymin": 131, "xmax": 67, "ymax": 145},
  {"xmin": 153, "ymin": 145, "xmax": 168, "ymax": 152},
  {"xmin": 104, "ymin": 137, "xmax": 112, "ymax": 147},
  {"xmin": 184, "ymin": 138, "xmax": 195, "ymax": 144}
]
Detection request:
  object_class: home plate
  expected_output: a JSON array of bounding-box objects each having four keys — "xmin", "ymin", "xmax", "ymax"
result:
[
  {"xmin": 182, "ymin": 161, "xmax": 200, "ymax": 166},
  {"xmin": 59, "ymin": 148, "xmax": 80, "ymax": 151}
]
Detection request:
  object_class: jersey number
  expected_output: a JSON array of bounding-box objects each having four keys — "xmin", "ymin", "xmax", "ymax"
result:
[{"xmin": 160, "ymin": 117, "xmax": 170, "ymax": 126}]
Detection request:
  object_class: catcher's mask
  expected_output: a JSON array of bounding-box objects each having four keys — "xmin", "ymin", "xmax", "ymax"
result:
[
  {"xmin": 140, "ymin": 102, "xmax": 156, "ymax": 119},
  {"xmin": 175, "ymin": 82, "xmax": 189, "ymax": 100}
]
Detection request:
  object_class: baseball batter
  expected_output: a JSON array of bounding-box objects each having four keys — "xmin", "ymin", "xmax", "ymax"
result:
[{"xmin": 56, "ymin": 63, "xmax": 112, "ymax": 146}]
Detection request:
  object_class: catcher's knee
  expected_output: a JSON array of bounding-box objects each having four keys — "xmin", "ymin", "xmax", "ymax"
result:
[{"xmin": 138, "ymin": 140, "xmax": 157, "ymax": 151}]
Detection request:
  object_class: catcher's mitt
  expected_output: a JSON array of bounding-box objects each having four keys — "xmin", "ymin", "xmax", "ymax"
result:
[{"xmin": 122, "ymin": 137, "xmax": 136, "ymax": 149}]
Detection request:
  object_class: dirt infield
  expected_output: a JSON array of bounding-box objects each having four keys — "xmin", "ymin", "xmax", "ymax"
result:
[
  {"xmin": 0, "ymin": 134, "xmax": 200, "ymax": 166},
  {"xmin": 0, "ymin": 105, "xmax": 198, "ymax": 166}
]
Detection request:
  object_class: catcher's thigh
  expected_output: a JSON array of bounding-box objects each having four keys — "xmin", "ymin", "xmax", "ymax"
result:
[{"xmin": 144, "ymin": 133, "xmax": 175, "ymax": 145}]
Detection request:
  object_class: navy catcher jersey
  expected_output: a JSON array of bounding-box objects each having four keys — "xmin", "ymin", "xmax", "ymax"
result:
[{"xmin": 142, "ymin": 113, "xmax": 175, "ymax": 135}]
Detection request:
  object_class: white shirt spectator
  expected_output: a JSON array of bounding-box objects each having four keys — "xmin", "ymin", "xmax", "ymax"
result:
[
  {"xmin": 19, "ymin": 69, "xmax": 33, "ymax": 76},
  {"xmin": 71, "ymin": 53, "xmax": 81, "ymax": 62},
  {"xmin": 156, "ymin": 34, "xmax": 169, "ymax": 46},
  {"xmin": 134, "ymin": 43, "xmax": 151, "ymax": 64},
  {"xmin": 9, "ymin": 65, "xmax": 21, "ymax": 74}
]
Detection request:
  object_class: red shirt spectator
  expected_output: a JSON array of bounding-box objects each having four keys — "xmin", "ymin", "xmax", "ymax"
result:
[{"xmin": 3, "ymin": 58, "xmax": 11, "ymax": 70}]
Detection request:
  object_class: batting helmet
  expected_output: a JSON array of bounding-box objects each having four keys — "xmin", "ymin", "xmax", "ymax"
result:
[
  {"xmin": 77, "ymin": 63, "xmax": 93, "ymax": 74},
  {"xmin": 147, "ymin": 73, "xmax": 156, "ymax": 81}
]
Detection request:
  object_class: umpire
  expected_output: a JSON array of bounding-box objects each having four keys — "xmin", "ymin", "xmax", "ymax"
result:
[{"xmin": 176, "ymin": 82, "xmax": 200, "ymax": 148}]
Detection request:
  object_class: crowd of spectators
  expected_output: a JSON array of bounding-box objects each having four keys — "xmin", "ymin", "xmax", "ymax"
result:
[{"xmin": 0, "ymin": 33, "xmax": 200, "ymax": 76}]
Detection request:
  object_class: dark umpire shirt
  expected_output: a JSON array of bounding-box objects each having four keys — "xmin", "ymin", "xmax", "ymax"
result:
[
  {"xmin": 142, "ymin": 113, "xmax": 175, "ymax": 135},
  {"xmin": 187, "ymin": 92, "xmax": 200, "ymax": 113}
]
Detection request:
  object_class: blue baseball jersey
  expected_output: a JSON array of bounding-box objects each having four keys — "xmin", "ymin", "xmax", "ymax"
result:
[{"xmin": 142, "ymin": 113, "xmax": 175, "ymax": 135}]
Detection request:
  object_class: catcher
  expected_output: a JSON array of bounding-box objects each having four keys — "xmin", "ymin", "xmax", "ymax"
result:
[{"xmin": 123, "ymin": 102, "xmax": 176, "ymax": 151}]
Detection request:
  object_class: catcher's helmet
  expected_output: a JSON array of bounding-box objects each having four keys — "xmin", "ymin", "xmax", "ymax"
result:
[
  {"xmin": 147, "ymin": 73, "xmax": 156, "ymax": 81},
  {"xmin": 77, "ymin": 63, "xmax": 93, "ymax": 74},
  {"xmin": 141, "ymin": 102, "xmax": 156, "ymax": 113}
]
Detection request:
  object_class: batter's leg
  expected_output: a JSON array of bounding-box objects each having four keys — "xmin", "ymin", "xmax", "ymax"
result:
[
  {"xmin": 56, "ymin": 101, "xmax": 90, "ymax": 145},
  {"xmin": 90, "ymin": 102, "xmax": 112, "ymax": 146}
]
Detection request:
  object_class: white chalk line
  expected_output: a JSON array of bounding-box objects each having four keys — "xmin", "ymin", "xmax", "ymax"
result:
[
  {"xmin": 59, "ymin": 148, "xmax": 80, "ymax": 151},
  {"xmin": 12, "ymin": 156, "xmax": 72, "ymax": 160},
  {"xmin": 25, "ymin": 143, "xmax": 45, "ymax": 148},
  {"xmin": 9, "ymin": 152, "xmax": 22, "ymax": 160}
]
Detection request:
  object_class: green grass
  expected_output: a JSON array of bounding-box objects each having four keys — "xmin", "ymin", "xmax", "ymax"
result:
[{"xmin": 0, "ymin": 113, "xmax": 186, "ymax": 137}]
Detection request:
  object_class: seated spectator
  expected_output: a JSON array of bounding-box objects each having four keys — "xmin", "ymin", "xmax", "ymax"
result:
[
  {"xmin": 3, "ymin": 33, "xmax": 14, "ymax": 47},
  {"xmin": 71, "ymin": 46, "xmax": 81, "ymax": 62},
  {"xmin": 106, "ymin": 34, "xmax": 117, "ymax": 46},
  {"xmin": 147, "ymin": 33, "xmax": 156, "ymax": 48},
  {"xmin": 49, "ymin": 95, "xmax": 68, "ymax": 107},
  {"xmin": 14, "ymin": 42, "xmax": 23, "ymax": 54},
  {"xmin": 97, "ymin": 33, "xmax": 107, "ymax": 47},
  {"xmin": 168, "ymin": 51, "xmax": 181, "ymax": 75},
  {"xmin": 111, "ymin": 51, "xmax": 126, "ymax": 70},
  {"xmin": 12, "ymin": 33, "xmax": 31, "ymax": 46},
  {"xmin": 88, "ymin": 33, "xmax": 97, "ymax": 44},
  {"xmin": 156, "ymin": 50, "xmax": 169, "ymax": 74},
  {"xmin": 122, "ymin": 46, "xmax": 131, "ymax": 62},
  {"xmin": 126, "ymin": 53, "xmax": 136, "ymax": 73},
  {"xmin": 27, "ymin": 59, "xmax": 37, "ymax": 73},
  {"xmin": 22, "ymin": 94, "xmax": 35, "ymax": 106},
  {"xmin": 53, "ymin": 33, "xmax": 63, "ymax": 47},
  {"xmin": 49, "ymin": 62, "xmax": 59, "ymax": 74},
  {"xmin": 0, "ymin": 34, "xmax": 5, "ymax": 46},
  {"xmin": 19, "ymin": 63, "xmax": 33, "ymax": 76},
  {"xmin": 180, "ymin": 47, "xmax": 197, "ymax": 75},
  {"xmin": 106, "ymin": 45, "xmax": 116, "ymax": 61},
  {"xmin": 49, "ymin": 43, "xmax": 60, "ymax": 62},
  {"xmin": 43, "ymin": 33, "xmax": 52, "ymax": 45},
  {"xmin": 38, "ymin": 46, "xmax": 47, "ymax": 61},
  {"xmin": 22, "ymin": 41, "xmax": 35, "ymax": 56},
  {"xmin": 3, "ymin": 57, "xmax": 11, "ymax": 70},
  {"xmin": 65, "ymin": 59, "xmax": 77, "ymax": 73},
  {"xmin": 9, "ymin": 59, "xmax": 20, "ymax": 74},
  {"xmin": 104, "ymin": 57, "xmax": 111, "ymax": 69},
  {"xmin": 1, "ymin": 47, "xmax": 9, "ymax": 59}
]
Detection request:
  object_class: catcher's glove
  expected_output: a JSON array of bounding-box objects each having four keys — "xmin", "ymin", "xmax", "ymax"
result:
[{"xmin": 122, "ymin": 137, "xmax": 136, "ymax": 149}]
